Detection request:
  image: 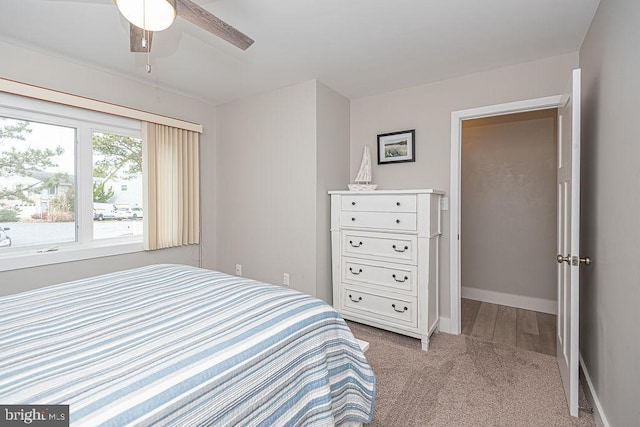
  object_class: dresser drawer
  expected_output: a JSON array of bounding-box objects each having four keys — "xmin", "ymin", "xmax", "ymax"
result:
[
  {"xmin": 342, "ymin": 287, "xmax": 417, "ymax": 328},
  {"xmin": 343, "ymin": 257, "xmax": 417, "ymax": 294},
  {"xmin": 342, "ymin": 231, "xmax": 417, "ymax": 264},
  {"xmin": 340, "ymin": 211, "xmax": 417, "ymax": 231},
  {"xmin": 341, "ymin": 194, "xmax": 417, "ymax": 213}
]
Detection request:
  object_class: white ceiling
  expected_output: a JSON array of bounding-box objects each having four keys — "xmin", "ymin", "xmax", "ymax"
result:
[{"xmin": 0, "ymin": 0, "xmax": 600, "ymax": 106}]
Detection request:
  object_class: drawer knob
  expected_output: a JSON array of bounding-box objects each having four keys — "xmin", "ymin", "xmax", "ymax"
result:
[
  {"xmin": 349, "ymin": 294, "xmax": 363, "ymax": 303},
  {"xmin": 349, "ymin": 267, "xmax": 363, "ymax": 275},
  {"xmin": 395, "ymin": 219, "xmax": 400, "ymax": 224},
  {"xmin": 396, "ymin": 202, "xmax": 401, "ymax": 206},
  {"xmin": 352, "ymin": 217, "xmax": 356, "ymax": 221},
  {"xmin": 392, "ymin": 274, "xmax": 408, "ymax": 283},
  {"xmin": 392, "ymin": 304, "xmax": 408, "ymax": 313},
  {"xmin": 392, "ymin": 244, "xmax": 409, "ymax": 253},
  {"xmin": 352, "ymin": 201, "xmax": 356, "ymax": 206},
  {"xmin": 349, "ymin": 240, "xmax": 363, "ymax": 248}
]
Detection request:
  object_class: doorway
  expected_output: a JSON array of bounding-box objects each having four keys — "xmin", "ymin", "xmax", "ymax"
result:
[
  {"xmin": 449, "ymin": 96, "xmax": 562, "ymax": 335},
  {"xmin": 459, "ymin": 110, "xmax": 558, "ymax": 354}
]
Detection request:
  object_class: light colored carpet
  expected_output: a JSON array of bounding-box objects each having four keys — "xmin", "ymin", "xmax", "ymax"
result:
[{"xmin": 347, "ymin": 321, "xmax": 595, "ymax": 427}]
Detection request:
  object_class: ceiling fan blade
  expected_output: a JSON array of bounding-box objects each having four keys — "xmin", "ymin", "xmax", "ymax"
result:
[
  {"xmin": 130, "ymin": 24, "xmax": 154, "ymax": 52},
  {"xmin": 176, "ymin": 0, "xmax": 254, "ymax": 50}
]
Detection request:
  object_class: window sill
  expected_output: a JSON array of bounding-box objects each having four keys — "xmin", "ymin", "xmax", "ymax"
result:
[{"xmin": 0, "ymin": 240, "xmax": 144, "ymax": 272}]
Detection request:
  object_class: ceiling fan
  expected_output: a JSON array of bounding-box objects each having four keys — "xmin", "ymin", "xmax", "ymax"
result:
[{"xmin": 114, "ymin": 0, "xmax": 254, "ymax": 53}]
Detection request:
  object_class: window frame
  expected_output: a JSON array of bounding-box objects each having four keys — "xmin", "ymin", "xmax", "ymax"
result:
[{"xmin": 0, "ymin": 93, "xmax": 143, "ymax": 272}]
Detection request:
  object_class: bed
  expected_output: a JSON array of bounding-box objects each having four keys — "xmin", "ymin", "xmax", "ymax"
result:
[{"xmin": 0, "ymin": 264, "xmax": 375, "ymax": 426}]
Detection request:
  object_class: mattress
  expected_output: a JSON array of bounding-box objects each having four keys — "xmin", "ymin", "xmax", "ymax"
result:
[{"xmin": 0, "ymin": 264, "xmax": 375, "ymax": 426}]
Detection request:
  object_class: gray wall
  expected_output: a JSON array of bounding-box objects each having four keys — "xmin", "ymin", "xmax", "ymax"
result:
[
  {"xmin": 350, "ymin": 52, "xmax": 578, "ymax": 324},
  {"xmin": 215, "ymin": 80, "xmax": 350, "ymax": 301},
  {"xmin": 579, "ymin": 0, "xmax": 640, "ymax": 425},
  {"xmin": 215, "ymin": 80, "xmax": 317, "ymax": 295},
  {"xmin": 315, "ymin": 82, "xmax": 350, "ymax": 303},
  {"xmin": 461, "ymin": 110, "xmax": 557, "ymax": 301},
  {"xmin": 0, "ymin": 40, "xmax": 217, "ymax": 294},
  {"xmin": 0, "ymin": 247, "xmax": 199, "ymax": 294}
]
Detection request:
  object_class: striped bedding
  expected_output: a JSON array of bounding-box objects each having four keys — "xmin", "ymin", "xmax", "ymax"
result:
[{"xmin": 0, "ymin": 264, "xmax": 375, "ymax": 426}]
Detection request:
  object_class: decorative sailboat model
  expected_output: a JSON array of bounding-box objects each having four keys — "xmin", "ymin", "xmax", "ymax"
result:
[{"xmin": 348, "ymin": 145, "xmax": 378, "ymax": 191}]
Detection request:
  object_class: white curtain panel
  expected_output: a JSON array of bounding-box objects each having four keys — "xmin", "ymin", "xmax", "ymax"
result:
[{"xmin": 143, "ymin": 122, "xmax": 200, "ymax": 250}]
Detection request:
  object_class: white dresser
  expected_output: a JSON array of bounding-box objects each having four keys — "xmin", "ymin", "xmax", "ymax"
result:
[{"xmin": 329, "ymin": 189, "xmax": 443, "ymax": 350}]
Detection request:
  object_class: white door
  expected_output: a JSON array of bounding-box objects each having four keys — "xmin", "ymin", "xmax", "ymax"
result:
[{"xmin": 556, "ymin": 68, "xmax": 587, "ymax": 417}]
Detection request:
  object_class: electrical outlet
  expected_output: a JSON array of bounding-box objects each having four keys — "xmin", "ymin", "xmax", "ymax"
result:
[
  {"xmin": 440, "ymin": 197, "xmax": 449, "ymax": 211},
  {"xmin": 283, "ymin": 273, "xmax": 290, "ymax": 286},
  {"xmin": 235, "ymin": 264, "xmax": 242, "ymax": 275}
]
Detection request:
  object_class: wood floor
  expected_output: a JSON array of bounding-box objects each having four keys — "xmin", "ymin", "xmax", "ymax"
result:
[{"xmin": 461, "ymin": 298, "xmax": 557, "ymax": 356}]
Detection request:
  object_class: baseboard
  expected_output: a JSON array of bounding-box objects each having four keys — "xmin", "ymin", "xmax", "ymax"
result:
[
  {"xmin": 462, "ymin": 286, "xmax": 557, "ymax": 315},
  {"xmin": 579, "ymin": 353, "xmax": 610, "ymax": 427}
]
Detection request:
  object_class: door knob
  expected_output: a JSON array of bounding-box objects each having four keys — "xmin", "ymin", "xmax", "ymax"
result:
[
  {"xmin": 580, "ymin": 256, "xmax": 592, "ymax": 266},
  {"xmin": 557, "ymin": 254, "xmax": 592, "ymax": 266}
]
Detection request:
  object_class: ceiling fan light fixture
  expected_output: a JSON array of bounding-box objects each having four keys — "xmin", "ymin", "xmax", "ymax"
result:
[{"xmin": 115, "ymin": 0, "xmax": 177, "ymax": 32}]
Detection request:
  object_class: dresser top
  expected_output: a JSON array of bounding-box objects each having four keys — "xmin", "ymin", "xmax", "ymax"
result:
[{"xmin": 328, "ymin": 189, "xmax": 445, "ymax": 195}]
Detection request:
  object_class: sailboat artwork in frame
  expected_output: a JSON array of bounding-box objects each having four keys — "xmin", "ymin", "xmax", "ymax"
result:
[{"xmin": 348, "ymin": 145, "xmax": 378, "ymax": 191}]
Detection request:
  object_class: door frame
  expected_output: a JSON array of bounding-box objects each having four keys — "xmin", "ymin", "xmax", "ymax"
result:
[{"xmin": 448, "ymin": 95, "xmax": 562, "ymax": 334}]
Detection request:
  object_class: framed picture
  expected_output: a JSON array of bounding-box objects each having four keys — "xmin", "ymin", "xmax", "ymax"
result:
[{"xmin": 377, "ymin": 130, "xmax": 415, "ymax": 164}]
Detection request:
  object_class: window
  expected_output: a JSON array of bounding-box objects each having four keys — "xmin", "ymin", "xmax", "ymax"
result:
[
  {"xmin": 92, "ymin": 131, "xmax": 142, "ymax": 239},
  {"xmin": 0, "ymin": 93, "xmax": 142, "ymax": 270},
  {"xmin": 0, "ymin": 117, "xmax": 76, "ymax": 248}
]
